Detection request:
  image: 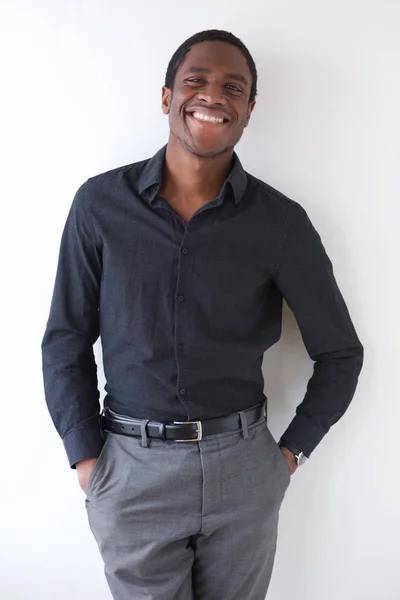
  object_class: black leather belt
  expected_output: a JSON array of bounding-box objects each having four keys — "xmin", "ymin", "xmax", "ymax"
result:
[{"xmin": 101, "ymin": 399, "xmax": 266, "ymax": 442}]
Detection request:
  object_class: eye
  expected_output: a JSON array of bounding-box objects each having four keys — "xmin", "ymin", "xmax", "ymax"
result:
[
  {"xmin": 186, "ymin": 78, "xmax": 205, "ymax": 84},
  {"xmin": 226, "ymin": 84, "xmax": 242, "ymax": 93}
]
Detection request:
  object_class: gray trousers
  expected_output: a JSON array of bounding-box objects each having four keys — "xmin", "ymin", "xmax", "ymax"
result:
[{"xmin": 85, "ymin": 401, "xmax": 291, "ymax": 599}]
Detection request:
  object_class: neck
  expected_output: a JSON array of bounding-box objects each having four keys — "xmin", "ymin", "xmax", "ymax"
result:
[{"xmin": 161, "ymin": 137, "xmax": 234, "ymax": 204}]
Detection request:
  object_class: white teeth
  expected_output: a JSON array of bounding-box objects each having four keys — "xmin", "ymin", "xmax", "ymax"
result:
[{"xmin": 191, "ymin": 111, "xmax": 224, "ymax": 124}]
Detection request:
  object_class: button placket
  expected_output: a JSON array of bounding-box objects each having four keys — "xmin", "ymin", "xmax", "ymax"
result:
[{"xmin": 176, "ymin": 235, "xmax": 192, "ymax": 404}]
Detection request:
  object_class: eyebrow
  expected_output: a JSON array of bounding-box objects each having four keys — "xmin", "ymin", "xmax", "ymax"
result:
[{"xmin": 183, "ymin": 66, "xmax": 249, "ymax": 86}]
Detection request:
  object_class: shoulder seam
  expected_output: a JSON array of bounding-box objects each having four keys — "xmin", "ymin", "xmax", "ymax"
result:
[
  {"xmin": 272, "ymin": 201, "xmax": 293, "ymax": 276},
  {"xmin": 246, "ymin": 175, "xmax": 296, "ymax": 276},
  {"xmin": 248, "ymin": 174, "xmax": 298, "ymax": 209},
  {"xmin": 81, "ymin": 181, "xmax": 101, "ymax": 247}
]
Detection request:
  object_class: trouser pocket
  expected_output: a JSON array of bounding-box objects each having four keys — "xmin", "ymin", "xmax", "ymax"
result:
[
  {"xmin": 85, "ymin": 432, "xmax": 111, "ymax": 500},
  {"xmin": 262, "ymin": 421, "xmax": 291, "ymax": 487}
]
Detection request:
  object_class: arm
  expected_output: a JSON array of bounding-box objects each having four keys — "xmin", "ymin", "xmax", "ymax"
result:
[
  {"xmin": 274, "ymin": 201, "xmax": 364, "ymax": 457},
  {"xmin": 41, "ymin": 181, "xmax": 104, "ymax": 469}
]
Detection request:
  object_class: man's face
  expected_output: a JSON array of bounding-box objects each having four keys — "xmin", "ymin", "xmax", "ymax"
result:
[{"xmin": 162, "ymin": 41, "xmax": 256, "ymax": 159}]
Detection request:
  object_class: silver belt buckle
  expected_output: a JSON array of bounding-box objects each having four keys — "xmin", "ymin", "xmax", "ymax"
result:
[{"xmin": 173, "ymin": 420, "xmax": 203, "ymax": 442}]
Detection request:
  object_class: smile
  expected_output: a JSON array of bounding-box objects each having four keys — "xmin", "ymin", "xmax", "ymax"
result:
[{"xmin": 187, "ymin": 111, "xmax": 229, "ymax": 125}]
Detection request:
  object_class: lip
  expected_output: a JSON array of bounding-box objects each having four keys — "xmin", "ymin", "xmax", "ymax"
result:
[
  {"xmin": 185, "ymin": 107, "xmax": 232, "ymax": 123},
  {"xmin": 186, "ymin": 113, "xmax": 229, "ymax": 128}
]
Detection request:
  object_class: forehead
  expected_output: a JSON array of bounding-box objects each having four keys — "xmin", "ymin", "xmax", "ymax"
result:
[{"xmin": 177, "ymin": 41, "xmax": 252, "ymax": 81}]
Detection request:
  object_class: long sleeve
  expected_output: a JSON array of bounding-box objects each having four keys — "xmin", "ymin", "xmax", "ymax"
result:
[
  {"xmin": 274, "ymin": 201, "xmax": 364, "ymax": 457},
  {"xmin": 41, "ymin": 182, "xmax": 104, "ymax": 468}
]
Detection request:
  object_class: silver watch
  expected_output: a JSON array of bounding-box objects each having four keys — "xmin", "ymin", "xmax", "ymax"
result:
[{"xmin": 278, "ymin": 441, "xmax": 308, "ymax": 466}]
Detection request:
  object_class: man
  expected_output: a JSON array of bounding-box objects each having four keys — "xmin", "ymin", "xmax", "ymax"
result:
[{"xmin": 42, "ymin": 29, "xmax": 364, "ymax": 600}]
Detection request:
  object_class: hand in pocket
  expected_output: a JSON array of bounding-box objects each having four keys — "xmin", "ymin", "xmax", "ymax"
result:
[{"xmin": 76, "ymin": 458, "xmax": 97, "ymax": 494}]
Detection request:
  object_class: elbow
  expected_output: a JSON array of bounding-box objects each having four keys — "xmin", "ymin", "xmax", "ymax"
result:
[{"xmin": 314, "ymin": 340, "xmax": 364, "ymax": 371}]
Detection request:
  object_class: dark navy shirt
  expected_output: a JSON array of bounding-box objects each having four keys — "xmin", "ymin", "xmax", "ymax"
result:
[{"xmin": 41, "ymin": 145, "xmax": 363, "ymax": 468}]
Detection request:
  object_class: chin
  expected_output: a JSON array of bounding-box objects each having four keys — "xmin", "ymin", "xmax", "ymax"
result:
[{"xmin": 183, "ymin": 139, "xmax": 233, "ymax": 159}]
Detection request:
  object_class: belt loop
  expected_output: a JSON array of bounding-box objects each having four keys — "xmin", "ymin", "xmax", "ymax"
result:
[
  {"xmin": 158, "ymin": 423, "xmax": 166, "ymax": 440},
  {"xmin": 140, "ymin": 419, "xmax": 151, "ymax": 447},
  {"xmin": 262, "ymin": 394, "xmax": 267, "ymax": 420},
  {"xmin": 238, "ymin": 409, "xmax": 249, "ymax": 439}
]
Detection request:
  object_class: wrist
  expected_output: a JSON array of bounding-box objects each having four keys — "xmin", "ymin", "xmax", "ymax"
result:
[
  {"xmin": 279, "ymin": 446, "xmax": 297, "ymax": 467},
  {"xmin": 278, "ymin": 439, "xmax": 308, "ymax": 466},
  {"xmin": 75, "ymin": 457, "xmax": 97, "ymax": 470}
]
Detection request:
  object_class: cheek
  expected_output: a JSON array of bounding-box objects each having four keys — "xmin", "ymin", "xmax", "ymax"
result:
[
  {"xmin": 238, "ymin": 108, "xmax": 251, "ymax": 127},
  {"xmin": 167, "ymin": 104, "xmax": 181, "ymax": 125},
  {"xmin": 228, "ymin": 102, "xmax": 248, "ymax": 126},
  {"xmin": 169, "ymin": 101, "xmax": 186, "ymax": 126}
]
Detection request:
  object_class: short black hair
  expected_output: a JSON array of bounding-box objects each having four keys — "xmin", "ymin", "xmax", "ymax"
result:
[{"xmin": 164, "ymin": 29, "xmax": 258, "ymax": 103}]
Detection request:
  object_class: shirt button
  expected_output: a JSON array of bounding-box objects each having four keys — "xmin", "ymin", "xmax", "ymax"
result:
[
  {"xmin": 179, "ymin": 388, "xmax": 186, "ymax": 395},
  {"xmin": 181, "ymin": 247, "xmax": 188, "ymax": 255},
  {"xmin": 177, "ymin": 295, "xmax": 184, "ymax": 302},
  {"xmin": 177, "ymin": 343, "xmax": 184, "ymax": 351}
]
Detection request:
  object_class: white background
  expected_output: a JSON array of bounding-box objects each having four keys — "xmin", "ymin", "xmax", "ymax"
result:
[{"xmin": 1, "ymin": 1, "xmax": 399, "ymax": 599}]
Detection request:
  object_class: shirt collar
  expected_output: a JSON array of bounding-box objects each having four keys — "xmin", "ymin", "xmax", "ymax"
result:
[{"xmin": 138, "ymin": 144, "xmax": 247, "ymax": 206}]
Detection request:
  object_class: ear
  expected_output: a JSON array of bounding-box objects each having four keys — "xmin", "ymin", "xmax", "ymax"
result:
[
  {"xmin": 244, "ymin": 100, "xmax": 256, "ymax": 128},
  {"xmin": 161, "ymin": 86, "xmax": 172, "ymax": 115}
]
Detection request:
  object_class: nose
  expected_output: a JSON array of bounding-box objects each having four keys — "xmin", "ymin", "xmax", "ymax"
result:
[{"xmin": 196, "ymin": 82, "xmax": 227, "ymax": 106}]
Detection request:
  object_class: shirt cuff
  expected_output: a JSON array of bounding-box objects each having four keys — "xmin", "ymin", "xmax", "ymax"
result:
[
  {"xmin": 63, "ymin": 425, "xmax": 105, "ymax": 469},
  {"xmin": 280, "ymin": 412, "xmax": 327, "ymax": 458}
]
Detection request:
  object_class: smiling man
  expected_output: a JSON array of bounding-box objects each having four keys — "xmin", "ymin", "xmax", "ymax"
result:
[{"xmin": 42, "ymin": 30, "xmax": 363, "ymax": 600}]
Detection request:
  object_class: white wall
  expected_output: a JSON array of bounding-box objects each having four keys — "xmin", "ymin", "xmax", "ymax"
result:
[{"xmin": 1, "ymin": 1, "xmax": 399, "ymax": 598}]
